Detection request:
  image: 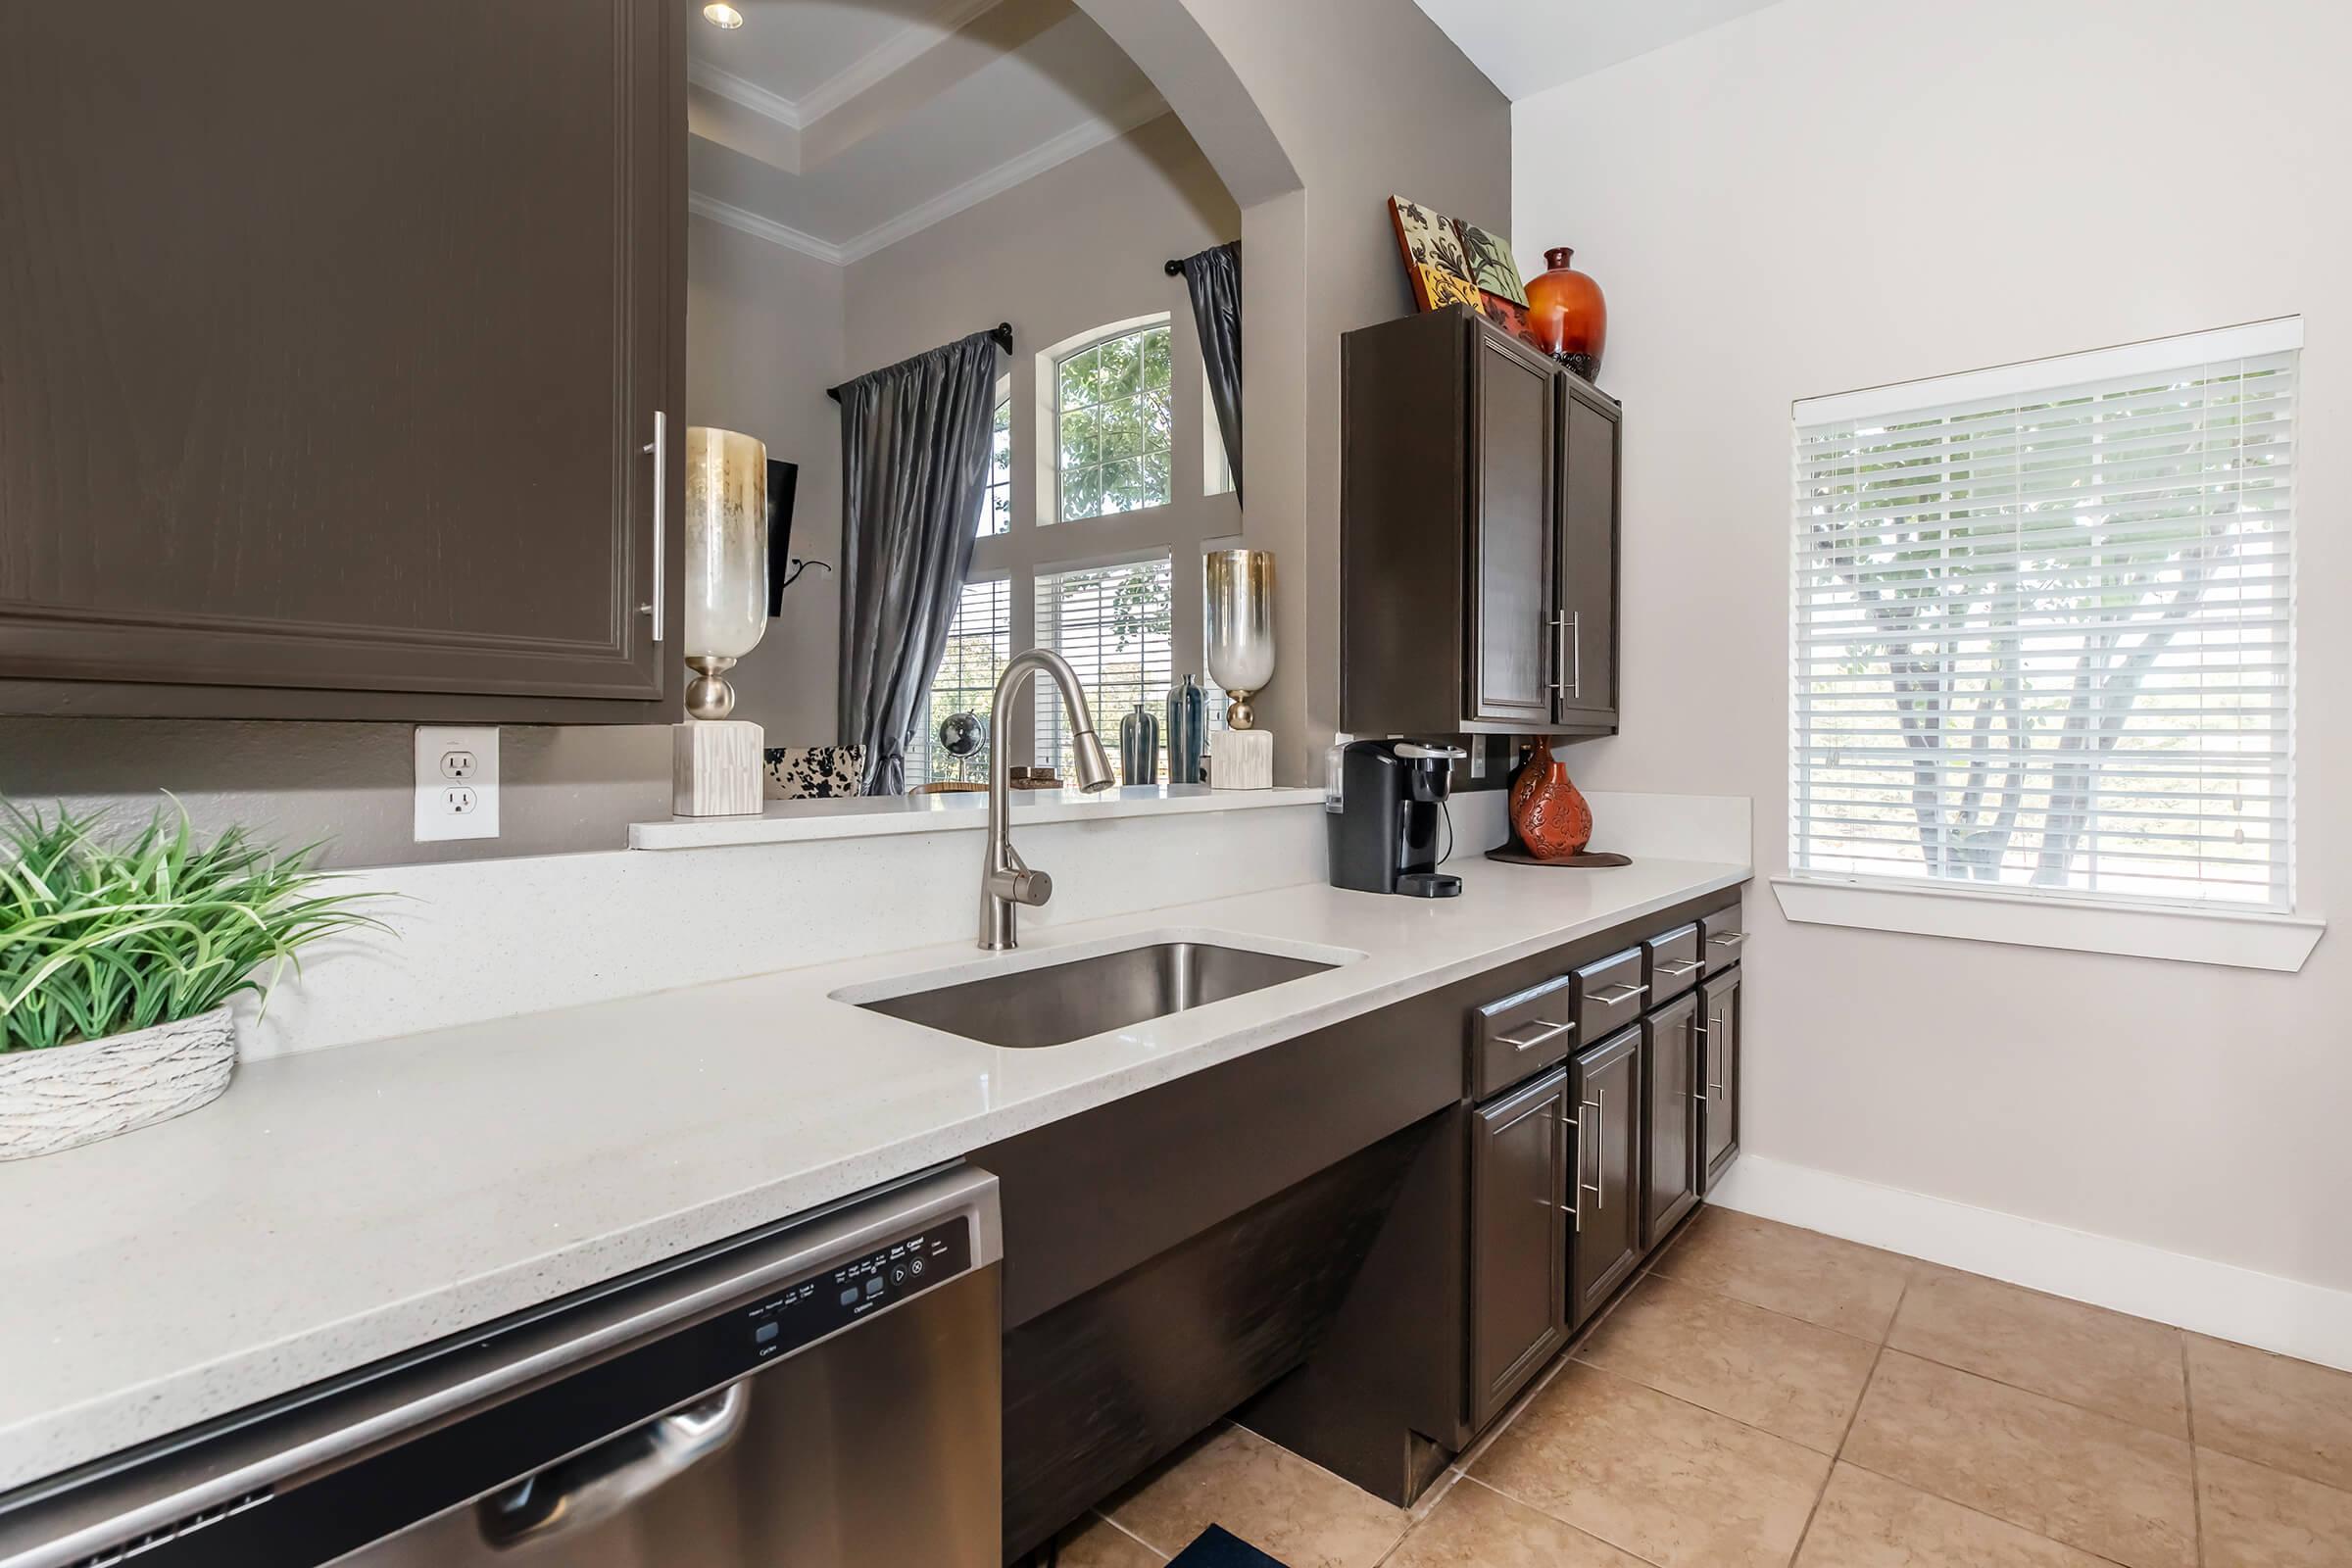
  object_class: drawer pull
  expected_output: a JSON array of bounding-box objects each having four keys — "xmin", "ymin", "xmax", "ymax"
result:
[
  {"xmin": 1707, "ymin": 930, "xmax": 1748, "ymax": 949},
  {"xmin": 1589, "ymin": 981, "xmax": 1648, "ymax": 1005},
  {"xmin": 1653, "ymin": 957, "xmax": 1702, "ymax": 977},
  {"xmin": 1496, "ymin": 1018, "xmax": 1573, "ymax": 1053}
]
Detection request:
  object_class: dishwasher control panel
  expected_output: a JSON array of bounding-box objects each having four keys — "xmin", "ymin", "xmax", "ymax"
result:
[{"xmin": 740, "ymin": 1215, "xmax": 973, "ymax": 1363}]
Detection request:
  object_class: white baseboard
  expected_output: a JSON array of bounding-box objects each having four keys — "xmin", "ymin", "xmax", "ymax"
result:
[{"xmin": 1709, "ymin": 1155, "xmax": 2352, "ymax": 1374}]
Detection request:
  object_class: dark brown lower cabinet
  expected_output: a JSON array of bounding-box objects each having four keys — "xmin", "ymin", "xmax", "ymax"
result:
[
  {"xmin": 1641, "ymin": 992, "xmax": 1701, "ymax": 1249},
  {"xmin": 1698, "ymin": 967, "xmax": 1743, "ymax": 1193},
  {"xmin": 1468, "ymin": 1067, "xmax": 1570, "ymax": 1429},
  {"xmin": 1567, "ymin": 1027, "xmax": 1642, "ymax": 1329}
]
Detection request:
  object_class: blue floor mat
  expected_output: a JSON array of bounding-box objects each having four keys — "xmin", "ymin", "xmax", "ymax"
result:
[{"xmin": 1166, "ymin": 1524, "xmax": 1290, "ymax": 1567}]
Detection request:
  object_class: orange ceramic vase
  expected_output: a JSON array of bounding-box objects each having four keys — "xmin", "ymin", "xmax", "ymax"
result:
[
  {"xmin": 1524, "ymin": 246, "xmax": 1607, "ymax": 381},
  {"xmin": 1509, "ymin": 738, "xmax": 1593, "ymax": 859}
]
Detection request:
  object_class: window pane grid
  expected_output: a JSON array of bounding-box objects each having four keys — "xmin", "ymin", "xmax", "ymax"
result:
[
  {"xmin": 977, "ymin": 397, "xmax": 1010, "ymax": 538},
  {"xmin": 1789, "ymin": 336, "xmax": 2295, "ymax": 911},
  {"xmin": 1035, "ymin": 556, "xmax": 1173, "ymax": 784},
  {"xmin": 1054, "ymin": 324, "xmax": 1174, "ymax": 523},
  {"xmin": 909, "ymin": 577, "xmax": 1010, "ymax": 786}
]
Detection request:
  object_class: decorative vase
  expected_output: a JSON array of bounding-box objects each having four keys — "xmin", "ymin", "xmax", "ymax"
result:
[
  {"xmin": 1165, "ymin": 674, "xmax": 1206, "ymax": 784},
  {"xmin": 1524, "ymin": 246, "xmax": 1607, "ymax": 381},
  {"xmin": 1120, "ymin": 701, "xmax": 1160, "ymax": 786},
  {"xmin": 0, "ymin": 1005, "xmax": 235, "ymax": 1160},
  {"xmin": 1509, "ymin": 738, "xmax": 1594, "ymax": 860}
]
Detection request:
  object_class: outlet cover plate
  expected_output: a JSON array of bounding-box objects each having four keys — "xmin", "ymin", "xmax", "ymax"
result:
[{"xmin": 414, "ymin": 726, "xmax": 500, "ymax": 842}]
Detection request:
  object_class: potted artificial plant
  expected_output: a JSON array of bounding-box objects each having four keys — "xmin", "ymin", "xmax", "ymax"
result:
[{"xmin": 0, "ymin": 804, "xmax": 382, "ymax": 1160}]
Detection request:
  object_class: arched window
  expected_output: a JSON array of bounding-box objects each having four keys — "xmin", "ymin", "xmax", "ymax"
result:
[{"xmin": 1052, "ymin": 319, "xmax": 1173, "ymax": 523}]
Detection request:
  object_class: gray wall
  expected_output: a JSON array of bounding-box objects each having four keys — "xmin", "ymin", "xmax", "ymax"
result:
[{"xmin": 687, "ymin": 214, "xmax": 846, "ymax": 747}]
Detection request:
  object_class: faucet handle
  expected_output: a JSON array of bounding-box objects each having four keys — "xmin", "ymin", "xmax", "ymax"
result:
[{"xmin": 986, "ymin": 865, "xmax": 1054, "ymax": 908}]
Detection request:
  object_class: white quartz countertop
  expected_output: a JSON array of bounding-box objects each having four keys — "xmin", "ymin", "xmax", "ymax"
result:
[{"xmin": 0, "ymin": 855, "xmax": 1746, "ymax": 1491}]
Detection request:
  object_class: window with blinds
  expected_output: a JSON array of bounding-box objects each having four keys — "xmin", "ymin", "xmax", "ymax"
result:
[
  {"xmin": 909, "ymin": 576, "xmax": 1010, "ymax": 787},
  {"xmin": 1036, "ymin": 555, "xmax": 1172, "ymax": 784},
  {"xmin": 1790, "ymin": 319, "xmax": 2298, "ymax": 911}
]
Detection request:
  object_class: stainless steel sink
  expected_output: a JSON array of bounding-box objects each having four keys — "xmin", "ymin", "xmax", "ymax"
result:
[{"xmin": 857, "ymin": 941, "xmax": 1338, "ymax": 1049}]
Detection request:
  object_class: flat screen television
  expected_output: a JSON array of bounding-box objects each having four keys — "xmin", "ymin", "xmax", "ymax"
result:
[{"xmin": 764, "ymin": 458, "xmax": 800, "ymax": 617}]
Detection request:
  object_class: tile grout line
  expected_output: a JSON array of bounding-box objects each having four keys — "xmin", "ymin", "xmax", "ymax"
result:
[
  {"xmin": 1662, "ymin": 1250, "xmax": 2210, "ymax": 1448},
  {"xmin": 2182, "ymin": 1336, "xmax": 2205, "ymax": 1568},
  {"xmin": 1827, "ymin": 1454, "xmax": 2143, "ymax": 1568},
  {"xmin": 1784, "ymin": 1266, "xmax": 1913, "ymax": 1565},
  {"xmin": 1086, "ymin": 1507, "xmax": 1170, "ymax": 1562},
  {"xmin": 1447, "ymin": 1469, "xmax": 1674, "ymax": 1568}
]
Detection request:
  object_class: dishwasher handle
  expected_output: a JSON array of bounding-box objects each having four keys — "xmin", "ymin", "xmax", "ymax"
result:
[{"xmin": 476, "ymin": 1380, "xmax": 749, "ymax": 1549}]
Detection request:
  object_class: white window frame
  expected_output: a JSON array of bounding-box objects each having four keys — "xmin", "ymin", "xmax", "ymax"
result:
[
  {"xmin": 908, "ymin": 573, "xmax": 1011, "ymax": 787},
  {"xmin": 1049, "ymin": 317, "xmax": 1175, "ymax": 525},
  {"xmin": 1773, "ymin": 318, "xmax": 2324, "ymax": 973}
]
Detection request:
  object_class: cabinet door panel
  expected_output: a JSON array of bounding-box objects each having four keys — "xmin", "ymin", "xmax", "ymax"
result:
[
  {"xmin": 1699, "ymin": 968, "xmax": 1743, "ymax": 1191},
  {"xmin": 1642, "ymin": 993, "xmax": 1701, "ymax": 1250},
  {"xmin": 1470, "ymin": 1068, "xmax": 1569, "ymax": 1428},
  {"xmin": 1568, "ymin": 1028, "xmax": 1641, "ymax": 1329},
  {"xmin": 0, "ymin": 0, "xmax": 678, "ymax": 711},
  {"xmin": 1466, "ymin": 333, "xmax": 1555, "ymax": 725},
  {"xmin": 1553, "ymin": 378, "xmax": 1619, "ymax": 726}
]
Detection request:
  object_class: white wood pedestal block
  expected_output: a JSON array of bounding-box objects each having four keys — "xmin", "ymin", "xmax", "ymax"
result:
[
  {"xmin": 672, "ymin": 720, "xmax": 765, "ymax": 816},
  {"xmin": 1212, "ymin": 727, "xmax": 1274, "ymax": 791}
]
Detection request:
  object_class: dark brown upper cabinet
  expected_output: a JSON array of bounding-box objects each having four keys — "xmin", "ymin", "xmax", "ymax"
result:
[
  {"xmin": 0, "ymin": 0, "xmax": 685, "ymax": 720},
  {"xmin": 1340, "ymin": 306, "xmax": 1620, "ymax": 739}
]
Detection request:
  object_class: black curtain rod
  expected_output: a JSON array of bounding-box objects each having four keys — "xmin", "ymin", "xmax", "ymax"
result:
[{"xmin": 828, "ymin": 323, "xmax": 1013, "ymax": 403}]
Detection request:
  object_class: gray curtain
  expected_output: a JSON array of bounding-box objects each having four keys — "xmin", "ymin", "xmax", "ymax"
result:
[
  {"xmin": 1174, "ymin": 241, "xmax": 1243, "ymax": 500},
  {"xmin": 835, "ymin": 330, "xmax": 1002, "ymax": 795}
]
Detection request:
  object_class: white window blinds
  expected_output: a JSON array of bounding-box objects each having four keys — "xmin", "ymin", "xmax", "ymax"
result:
[
  {"xmin": 909, "ymin": 576, "xmax": 1010, "ymax": 787},
  {"xmin": 1035, "ymin": 555, "xmax": 1172, "ymax": 784},
  {"xmin": 1790, "ymin": 319, "xmax": 2298, "ymax": 911}
]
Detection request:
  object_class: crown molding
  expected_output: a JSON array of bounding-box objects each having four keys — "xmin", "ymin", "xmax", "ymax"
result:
[
  {"xmin": 832, "ymin": 91, "xmax": 1165, "ymax": 264},
  {"xmin": 796, "ymin": 0, "xmax": 1007, "ymax": 124},
  {"xmin": 686, "ymin": 61, "xmax": 807, "ymax": 130},
  {"xmin": 687, "ymin": 193, "xmax": 849, "ymax": 267}
]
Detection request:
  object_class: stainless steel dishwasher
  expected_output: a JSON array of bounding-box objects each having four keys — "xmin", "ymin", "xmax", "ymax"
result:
[{"xmin": 0, "ymin": 1166, "xmax": 1001, "ymax": 1568}]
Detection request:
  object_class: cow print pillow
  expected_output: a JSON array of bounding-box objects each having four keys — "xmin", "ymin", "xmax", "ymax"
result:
[{"xmin": 764, "ymin": 745, "xmax": 867, "ymax": 800}]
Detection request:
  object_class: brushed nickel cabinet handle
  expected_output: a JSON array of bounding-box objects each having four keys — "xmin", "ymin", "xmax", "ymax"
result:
[
  {"xmin": 1570, "ymin": 610, "xmax": 1583, "ymax": 699},
  {"xmin": 1706, "ymin": 1009, "xmax": 1727, "ymax": 1099},
  {"xmin": 641, "ymin": 411, "xmax": 667, "ymax": 644},
  {"xmin": 1654, "ymin": 957, "xmax": 1703, "ymax": 977},
  {"xmin": 1548, "ymin": 612, "xmax": 1566, "ymax": 695},
  {"xmin": 1498, "ymin": 1018, "xmax": 1573, "ymax": 1053},
  {"xmin": 1590, "ymin": 981, "xmax": 1648, "ymax": 1006},
  {"xmin": 1579, "ymin": 1094, "xmax": 1604, "ymax": 1210},
  {"xmin": 1707, "ymin": 930, "xmax": 1748, "ymax": 949}
]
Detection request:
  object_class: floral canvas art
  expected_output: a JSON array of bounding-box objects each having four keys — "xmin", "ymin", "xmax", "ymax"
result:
[
  {"xmin": 1454, "ymin": 220, "xmax": 1528, "ymax": 306},
  {"xmin": 1388, "ymin": 196, "xmax": 1477, "ymax": 313}
]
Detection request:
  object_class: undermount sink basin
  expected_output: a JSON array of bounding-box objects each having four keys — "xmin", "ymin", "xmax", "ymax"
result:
[{"xmin": 856, "ymin": 941, "xmax": 1339, "ymax": 1049}]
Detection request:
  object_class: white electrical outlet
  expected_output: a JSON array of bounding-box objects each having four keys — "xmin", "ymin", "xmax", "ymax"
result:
[{"xmin": 415, "ymin": 726, "xmax": 500, "ymax": 842}]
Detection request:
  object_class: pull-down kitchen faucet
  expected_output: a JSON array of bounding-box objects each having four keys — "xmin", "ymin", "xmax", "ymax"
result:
[{"xmin": 980, "ymin": 648, "xmax": 1116, "ymax": 950}]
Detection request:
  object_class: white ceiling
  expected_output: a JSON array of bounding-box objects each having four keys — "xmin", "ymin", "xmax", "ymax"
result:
[
  {"xmin": 687, "ymin": 0, "xmax": 1165, "ymax": 264},
  {"xmin": 1409, "ymin": 0, "xmax": 1785, "ymax": 101}
]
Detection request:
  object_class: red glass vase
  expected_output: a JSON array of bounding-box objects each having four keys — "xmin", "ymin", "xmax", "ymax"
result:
[
  {"xmin": 1524, "ymin": 246, "xmax": 1607, "ymax": 381},
  {"xmin": 1509, "ymin": 738, "xmax": 1593, "ymax": 860}
]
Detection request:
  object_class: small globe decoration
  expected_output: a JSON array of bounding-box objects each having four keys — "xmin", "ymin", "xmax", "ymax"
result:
[{"xmin": 937, "ymin": 710, "xmax": 984, "ymax": 759}]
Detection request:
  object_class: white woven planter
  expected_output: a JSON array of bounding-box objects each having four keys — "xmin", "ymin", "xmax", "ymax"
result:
[{"xmin": 0, "ymin": 1006, "xmax": 236, "ymax": 1160}]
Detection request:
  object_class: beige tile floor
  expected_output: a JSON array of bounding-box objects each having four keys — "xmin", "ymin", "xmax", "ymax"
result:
[{"xmin": 1054, "ymin": 1207, "xmax": 2352, "ymax": 1568}]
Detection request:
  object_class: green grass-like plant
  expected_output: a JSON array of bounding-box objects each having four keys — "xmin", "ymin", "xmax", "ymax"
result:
[{"xmin": 0, "ymin": 802, "xmax": 387, "ymax": 1054}]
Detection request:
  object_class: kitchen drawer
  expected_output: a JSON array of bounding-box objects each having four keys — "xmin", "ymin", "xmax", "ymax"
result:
[
  {"xmin": 1572, "ymin": 948, "xmax": 1647, "ymax": 1041},
  {"xmin": 1642, "ymin": 922, "xmax": 1703, "ymax": 1006},
  {"xmin": 1470, "ymin": 973, "xmax": 1578, "ymax": 1099},
  {"xmin": 1701, "ymin": 904, "xmax": 1747, "ymax": 975}
]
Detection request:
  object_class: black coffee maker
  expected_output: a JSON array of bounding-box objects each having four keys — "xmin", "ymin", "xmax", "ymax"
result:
[{"xmin": 1326, "ymin": 740, "xmax": 1466, "ymax": 898}]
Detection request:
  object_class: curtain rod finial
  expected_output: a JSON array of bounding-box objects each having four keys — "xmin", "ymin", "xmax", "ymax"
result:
[{"xmin": 1164, "ymin": 259, "xmax": 1184, "ymax": 276}]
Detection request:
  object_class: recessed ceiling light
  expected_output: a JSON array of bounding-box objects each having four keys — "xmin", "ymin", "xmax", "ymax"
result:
[{"xmin": 703, "ymin": 3, "xmax": 744, "ymax": 28}]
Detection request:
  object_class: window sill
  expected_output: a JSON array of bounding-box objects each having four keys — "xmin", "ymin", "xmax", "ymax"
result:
[{"xmin": 1769, "ymin": 875, "xmax": 2326, "ymax": 973}]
